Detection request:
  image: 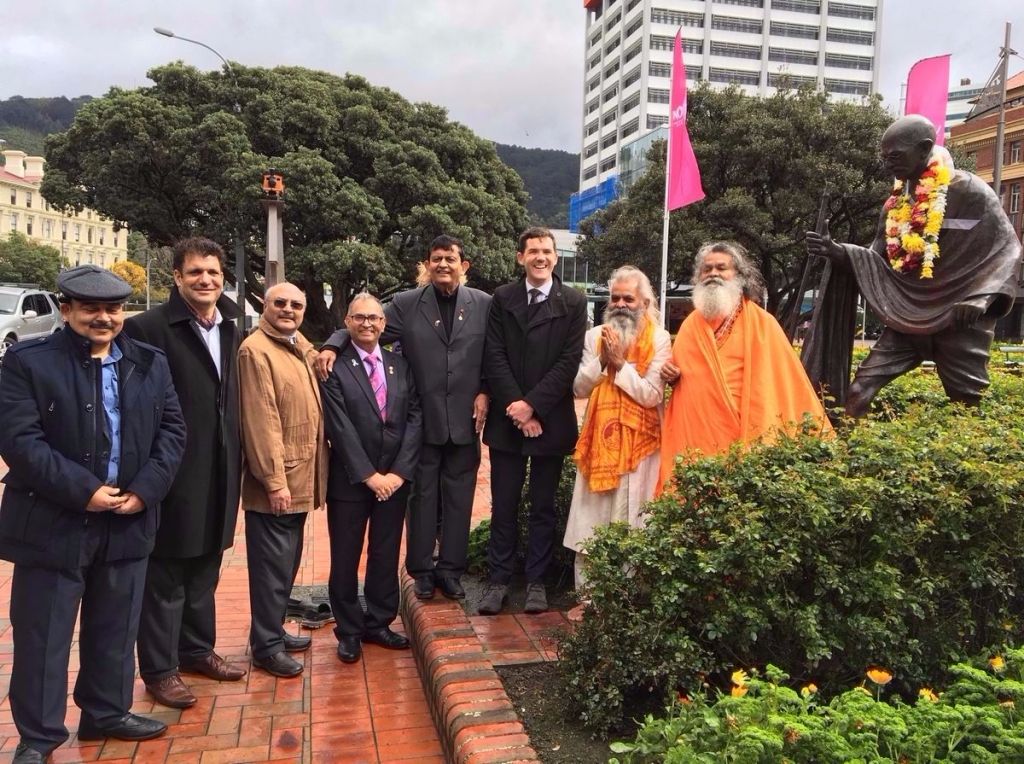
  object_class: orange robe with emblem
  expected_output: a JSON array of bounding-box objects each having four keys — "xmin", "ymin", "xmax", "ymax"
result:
[{"xmin": 657, "ymin": 299, "xmax": 831, "ymax": 493}]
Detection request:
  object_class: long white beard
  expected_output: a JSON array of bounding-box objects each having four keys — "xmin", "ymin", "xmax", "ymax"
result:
[
  {"xmin": 692, "ymin": 278, "xmax": 743, "ymax": 321},
  {"xmin": 606, "ymin": 309, "xmax": 640, "ymax": 348}
]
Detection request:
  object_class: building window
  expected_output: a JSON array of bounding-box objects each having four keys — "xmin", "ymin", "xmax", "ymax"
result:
[
  {"xmin": 42, "ymin": 219, "xmax": 52, "ymax": 239},
  {"xmin": 586, "ymin": 120, "xmax": 600, "ymax": 136},
  {"xmin": 825, "ymin": 53, "xmax": 873, "ymax": 70},
  {"xmin": 1011, "ymin": 141, "xmax": 1022, "ymax": 163},
  {"xmin": 769, "ymin": 47, "xmax": 819, "ymax": 66},
  {"xmin": 625, "ymin": 16, "xmax": 643, "ymax": 37},
  {"xmin": 709, "ymin": 67, "xmax": 761, "ymax": 86},
  {"xmin": 588, "ymin": 55, "xmax": 601, "ymax": 71},
  {"xmin": 602, "ymin": 133, "xmax": 618, "ymax": 149},
  {"xmin": 827, "ymin": 1, "xmax": 874, "ymax": 20},
  {"xmin": 602, "ymin": 86, "xmax": 618, "ymax": 105},
  {"xmin": 600, "ymin": 156, "xmax": 617, "ymax": 172},
  {"xmin": 826, "ymin": 27, "xmax": 874, "ymax": 45},
  {"xmin": 588, "ymin": 76, "xmax": 601, "ymax": 93},
  {"xmin": 602, "ymin": 108, "xmax": 618, "ymax": 126},
  {"xmin": 604, "ymin": 60, "xmax": 620, "ymax": 79},
  {"xmin": 711, "ymin": 41, "xmax": 763, "ymax": 60},
  {"xmin": 648, "ymin": 87, "xmax": 670, "ymax": 104},
  {"xmin": 62, "ymin": 221, "xmax": 68, "ymax": 240},
  {"xmin": 25, "ymin": 192, "xmax": 32, "ymax": 209},
  {"xmin": 772, "ymin": 0, "xmax": 820, "ymax": 12},
  {"xmin": 113, "ymin": 232, "xmax": 119, "ymax": 247},
  {"xmin": 26, "ymin": 216, "xmax": 33, "ymax": 236},
  {"xmin": 824, "ymin": 78, "xmax": 870, "ymax": 95},
  {"xmin": 74, "ymin": 224, "xmax": 81, "ymax": 242},
  {"xmin": 769, "ymin": 72, "xmax": 818, "ymax": 88},
  {"xmin": 625, "ymin": 43, "xmax": 643, "ymax": 64},
  {"xmin": 1012, "ymin": 184, "xmax": 1021, "ymax": 215},
  {"xmin": 623, "ymin": 67, "xmax": 642, "ymax": 89},
  {"xmin": 87, "ymin": 227, "xmax": 94, "ymax": 244},
  {"xmin": 590, "ymin": 32, "xmax": 601, "ymax": 48},
  {"xmin": 9, "ymin": 189, "xmax": 15, "ymax": 205},
  {"xmin": 605, "ymin": 36, "xmax": 621, "ymax": 55},
  {"xmin": 770, "ymin": 21, "xmax": 819, "ymax": 39},
  {"xmin": 583, "ymin": 164, "xmax": 598, "ymax": 180},
  {"xmin": 587, "ymin": 98, "xmax": 600, "ymax": 115},
  {"xmin": 620, "ymin": 118, "xmax": 640, "ymax": 139},
  {"xmin": 651, "ymin": 35, "xmax": 703, "ymax": 54},
  {"xmin": 647, "ymin": 115, "xmax": 669, "ymax": 129},
  {"xmin": 649, "ymin": 61, "xmax": 671, "ymax": 78},
  {"xmin": 622, "ymin": 93, "xmax": 641, "ymax": 113},
  {"xmin": 627, "ymin": 0, "xmax": 641, "ymax": 11},
  {"xmin": 711, "ymin": 15, "xmax": 764, "ymax": 34},
  {"xmin": 9, "ymin": 213, "xmax": 18, "ymax": 232},
  {"xmin": 651, "ymin": 7, "xmax": 705, "ymax": 26},
  {"xmin": 585, "ymin": 142, "xmax": 599, "ymax": 158},
  {"xmin": 715, "ymin": 0, "xmax": 764, "ymax": 6}
]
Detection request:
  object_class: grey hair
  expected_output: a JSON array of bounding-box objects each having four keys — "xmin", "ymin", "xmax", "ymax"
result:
[
  {"xmin": 347, "ymin": 291, "xmax": 384, "ymax": 315},
  {"xmin": 692, "ymin": 241, "xmax": 765, "ymax": 303},
  {"xmin": 608, "ymin": 265, "xmax": 661, "ymax": 325}
]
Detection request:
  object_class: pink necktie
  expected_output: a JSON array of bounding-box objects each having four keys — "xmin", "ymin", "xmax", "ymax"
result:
[{"xmin": 365, "ymin": 355, "xmax": 387, "ymax": 420}]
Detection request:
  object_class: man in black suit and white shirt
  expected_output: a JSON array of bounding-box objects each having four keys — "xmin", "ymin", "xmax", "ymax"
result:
[
  {"xmin": 317, "ymin": 235, "xmax": 489, "ymax": 601},
  {"xmin": 480, "ymin": 227, "xmax": 587, "ymax": 615},
  {"xmin": 319, "ymin": 293, "xmax": 422, "ymax": 664}
]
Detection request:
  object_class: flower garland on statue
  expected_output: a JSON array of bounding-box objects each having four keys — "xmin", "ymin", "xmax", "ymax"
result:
[{"xmin": 882, "ymin": 157, "xmax": 952, "ymax": 279}]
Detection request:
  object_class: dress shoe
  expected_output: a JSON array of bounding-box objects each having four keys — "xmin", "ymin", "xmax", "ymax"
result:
[
  {"xmin": 362, "ymin": 627, "xmax": 410, "ymax": 650},
  {"xmin": 252, "ymin": 650, "xmax": 303, "ymax": 678},
  {"xmin": 413, "ymin": 574, "xmax": 436, "ymax": 600},
  {"xmin": 13, "ymin": 743, "xmax": 48, "ymax": 764},
  {"xmin": 145, "ymin": 673, "xmax": 197, "ymax": 709},
  {"xmin": 437, "ymin": 576, "xmax": 465, "ymax": 600},
  {"xmin": 180, "ymin": 652, "xmax": 247, "ymax": 681},
  {"xmin": 78, "ymin": 712, "xmax": 167, "ymax": 741},
  {"xmin": 524, "ymin": 582, "xmax": 549, "ymax": 614},
  {"xmin": 283, "ymin": 632, "xmax": 312, "ymax": 652},
  {"xmin": 477, "ymin": 583, "xmax": 508, "ymax": 615},
  {"xmin": 337, "ymin": 635, "xmax": 362, "ymax": 664}
]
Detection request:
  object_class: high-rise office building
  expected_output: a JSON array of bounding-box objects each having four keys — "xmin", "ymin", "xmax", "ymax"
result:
[{"xmin": 578, "ymin": 0, "xmax": 884, "ymax": 194}]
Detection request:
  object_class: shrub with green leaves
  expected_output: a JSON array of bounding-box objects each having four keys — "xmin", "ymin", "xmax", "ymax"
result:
[
  {"xmin": 559, "ymin": 370, "xmax": 1024, "ymax": 733},
  {"xmin": 609, "ymin": 649, "xmax": 1024, "ymax": 762}
]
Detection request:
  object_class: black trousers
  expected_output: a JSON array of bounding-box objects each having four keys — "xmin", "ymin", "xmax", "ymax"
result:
[
  {"xmin": 137, "ymin": 550, "xmax": 224, "ymax": 682},
  {"xmin": 10, "ymin": 522, "xmax": 147, "ymax": 755},
  {"xmin": 328, "ymin": 487, "xmax": 408, "ymax": 638},
  {"xmin": 487, "ymin": 449, "xmax": 564, "ymax": 585},
  {"xmin": 244, "ymin": 511, "xmax": 307, "ymax": 660},
  {"xmin": 405, "ymin": 439, "xmax": 480, "ymax": 580}
]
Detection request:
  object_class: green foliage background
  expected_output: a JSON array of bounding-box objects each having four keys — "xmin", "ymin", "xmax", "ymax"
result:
[{"xmin": 0, "ymin": 232, "xmax": 64, "ymax": 290}]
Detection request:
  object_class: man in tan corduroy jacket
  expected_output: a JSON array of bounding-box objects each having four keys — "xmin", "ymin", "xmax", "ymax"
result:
[{"xmin": 238, "ymin": 282, "xmax": 327, "ymax": 679}]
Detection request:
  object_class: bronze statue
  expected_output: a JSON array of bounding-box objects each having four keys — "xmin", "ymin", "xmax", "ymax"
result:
[{"xmin": 805, "ymin": 114, "xmax": 1021, "ymax": 417}]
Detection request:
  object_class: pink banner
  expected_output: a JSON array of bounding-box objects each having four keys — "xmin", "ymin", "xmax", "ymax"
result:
[
  {"xmin": 904, "ymin": 54, "xmax": 951, "ymax": 146},
  {"xmin": 666, "ymin": 29, "xmax": 704, "ymax": 211}
]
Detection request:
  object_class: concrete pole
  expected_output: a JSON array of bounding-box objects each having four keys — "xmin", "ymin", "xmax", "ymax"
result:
[{"xmin": 992, "ymin": 22, "xmax": 1012, "ymax": 198}]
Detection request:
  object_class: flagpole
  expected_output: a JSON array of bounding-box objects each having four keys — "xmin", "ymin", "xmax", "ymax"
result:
[{"xmin": 659, "ymin": 127, "xmax": 672, "ymax": 329}]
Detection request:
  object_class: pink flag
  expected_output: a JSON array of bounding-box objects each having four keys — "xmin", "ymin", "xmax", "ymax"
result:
[
  {"xmin": 904, "ymin": 54, "xmax": 951, "ymax": 146},
  {"xmin": 666, "ymin": 29, "xmax": 704, "ymax": 210}
]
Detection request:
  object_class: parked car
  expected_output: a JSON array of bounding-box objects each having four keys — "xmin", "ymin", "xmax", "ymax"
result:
[{"xmin": 0, "ymin": 284, "xmax": 63, "ymax": 359}]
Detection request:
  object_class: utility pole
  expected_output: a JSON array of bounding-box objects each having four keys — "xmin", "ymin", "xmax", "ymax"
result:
[
  {"xmin": 262, "ymin": 170, "xmax": 286, "ymax": 287},
  {"xmin": 993, "ymin": 22, "xmax": 1014, "ymax": 197}
]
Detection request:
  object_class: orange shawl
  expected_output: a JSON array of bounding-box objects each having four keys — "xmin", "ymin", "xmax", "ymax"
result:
[
  {"xmin": 574, "ymin": 319, "xmax": 661, "ymax": 492},
  {"xmin": 657, "ymin": 300, "xmax": 831, "ymax": 493}
]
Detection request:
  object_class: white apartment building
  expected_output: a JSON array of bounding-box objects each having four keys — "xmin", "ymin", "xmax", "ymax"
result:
[{"xmin": 578, "ymin": 0, "xmax": 884, "ymax": 193}]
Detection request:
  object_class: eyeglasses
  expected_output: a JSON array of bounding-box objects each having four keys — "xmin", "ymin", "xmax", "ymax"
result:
[
  {"xmin": 348, "ymin": 313, "xmax": 383, "ymax": 324},
  {"xmin": 272, "ymin": 298, "xmax": 305, "ymax": 310}
]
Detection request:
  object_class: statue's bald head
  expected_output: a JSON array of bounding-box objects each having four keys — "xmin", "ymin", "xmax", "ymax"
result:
[{"xmin": 881, "ymin": 115, "xmax": 937, "ymax": 183}]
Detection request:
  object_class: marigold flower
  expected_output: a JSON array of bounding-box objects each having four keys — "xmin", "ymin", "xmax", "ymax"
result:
[
  {"xmin": 990, "ymin": 655, "xmax": 1006, "ymax": 672},
  {"xmin": 866, "ymin": 667, "xmax": 893, "ymax": 685},
  {"xmin": 730, "ymin": 684, "xmax": 749, "ymax": 698},
  {"xmin": 731, "ymin": 669, "xmax": 749, "ymax": 687},
  {"xmin": 918, "ymin": 688, "xmax": 939, "ymax": 703},
  {"xmin": 801, "ymin": 683, "xmax": 818, "ymax": 698}
]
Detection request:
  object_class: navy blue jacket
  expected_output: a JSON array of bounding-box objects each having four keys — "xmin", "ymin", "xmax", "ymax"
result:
[{"xmin": 0, "ymin": 327, "xmax": 186, "ymax": 569}]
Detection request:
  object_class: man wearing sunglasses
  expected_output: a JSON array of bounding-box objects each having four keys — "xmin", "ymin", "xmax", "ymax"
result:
[{"xmin": 237, "ymin": 283, "xmax": 328, "ymax": 677}]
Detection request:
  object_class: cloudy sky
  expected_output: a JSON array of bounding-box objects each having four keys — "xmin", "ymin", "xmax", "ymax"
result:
[{"xmin": 0, "ymin": 1, "xmax": 1020, "ymax": 152}]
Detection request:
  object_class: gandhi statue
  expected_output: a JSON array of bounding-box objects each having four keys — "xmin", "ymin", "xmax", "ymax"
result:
[{"xmin": 806, "ymin": 114, "xmax": 1021, "ymax": 417}]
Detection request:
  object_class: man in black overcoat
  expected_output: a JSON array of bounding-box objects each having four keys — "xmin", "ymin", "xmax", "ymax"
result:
[
  {"xmin": 122, "ymin": 237, "xmax": 246, "ymax": 708},
  {"xmin": 479, "ymin": 227, "xmax": 587, "ymax": 615},
  {"xmin": 317, "ymin": 235, "xmax": 489, "ymax": 601},
  {"xmin": 0, "ymin": 266, "xmax": 185, "ymax": 763}
]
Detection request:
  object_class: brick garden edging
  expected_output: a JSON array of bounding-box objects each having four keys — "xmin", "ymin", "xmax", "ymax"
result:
[{"xmin": 399, "ymin": 572, "xmax": 540, "ymax": 763}]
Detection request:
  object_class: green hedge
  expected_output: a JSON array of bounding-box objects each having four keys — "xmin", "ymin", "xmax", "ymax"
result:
[{"xmin": 559, "ymin": 369, "xmax": 1024, "ymax": 733}]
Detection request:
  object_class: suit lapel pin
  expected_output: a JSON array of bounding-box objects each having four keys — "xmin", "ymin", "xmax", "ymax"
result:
[
  {"xmin": 388, "ymin": 365, "xmax": 394, "ymax": 375},
  {"xmin": 434, "ymin": 319, "xmax": 441, "ymax": 327},
  {"xmin": 351, "ymin": 358, "xmax": 359, "ymax": 367},
  {"xmin": 458, "ymin": 308, "xmax": 465, "ymax": 321}
]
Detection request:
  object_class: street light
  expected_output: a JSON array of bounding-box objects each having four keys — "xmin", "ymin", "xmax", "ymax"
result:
[{"xmin": 154, "ymin": 26, "xmax": 246, "ymax": 331}]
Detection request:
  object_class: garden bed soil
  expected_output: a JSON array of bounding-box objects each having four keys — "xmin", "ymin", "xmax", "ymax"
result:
[{"xmin": 497, "ymin": 662, "xmax": 617, "ymax": 763}]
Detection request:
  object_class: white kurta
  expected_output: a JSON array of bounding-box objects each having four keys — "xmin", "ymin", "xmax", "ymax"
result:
[{"xmin": 563, "ymin": 324, "xmax": 672, "ymax": 553}]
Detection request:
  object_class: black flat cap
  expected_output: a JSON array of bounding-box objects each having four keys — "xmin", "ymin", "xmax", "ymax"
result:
[{"xmin": 57, "ymin": 264, "xmax": 133, "ymax": 303}]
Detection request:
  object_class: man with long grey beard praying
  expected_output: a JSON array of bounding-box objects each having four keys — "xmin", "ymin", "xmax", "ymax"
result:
[
  {"xmin": 657, "ymin": 242, "xmax": 831, "ymax": 495},
  {"xmin": 563, "ymin": 266, "xmax": 671, "ymax": 607}
]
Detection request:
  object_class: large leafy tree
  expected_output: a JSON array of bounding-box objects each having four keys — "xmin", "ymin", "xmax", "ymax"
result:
[
  {"xmin": 578, "ymin": 84, "xmax": 893, "ymax": 316},
  {"xmin": 0, "ymin": 232, "xmax": 63, "ymax": 290},
  {"xmin": 41, "ymin": 63, "xmax": 529, "ymax": 337}
]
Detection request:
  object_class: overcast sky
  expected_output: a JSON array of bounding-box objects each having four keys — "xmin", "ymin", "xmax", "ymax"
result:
[{"xmin": 0, "ymin": 1, "xmax": 1021, "ymax": 152}]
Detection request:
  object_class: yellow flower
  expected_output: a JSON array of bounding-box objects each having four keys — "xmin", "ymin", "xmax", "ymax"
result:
[
  {"xmin": 731, "ymin": 669, "xmax": 750, "ymax": 687},
  {"xmin": 866, "ymin": 667, "xmax": 893, "ymax": 685},
  {"xmin": 801, "ymin": 683, "xmax": 818, "ymax": 698},
  {"xmin": 901, "ymin": 233, "xmax": 926, "ymax": 253},
  {"xmin": 731, "ymin": 684, "xmax": 749, "ymax": 698},
  {"xmin": 990, "ymin": 655, "xmax": 1006, "ymax": 672},
  {"xmin": 918, "ymin": 688, "xmax": 939, "ymax": 703}
]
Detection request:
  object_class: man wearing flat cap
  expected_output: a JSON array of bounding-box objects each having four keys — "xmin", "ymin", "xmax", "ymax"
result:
[{"xmin": 0, "ymin": 265, "xmax": 186, "ymax": 763}]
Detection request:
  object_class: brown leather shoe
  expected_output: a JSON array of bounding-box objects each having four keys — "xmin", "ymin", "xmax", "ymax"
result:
[
  {"xmin": 145, "ymin": 673, "xmax": 197, "ymax": 709},
  {"xmin": 179, "ymin": 652, "xmax": 247, "ymax": 681}
]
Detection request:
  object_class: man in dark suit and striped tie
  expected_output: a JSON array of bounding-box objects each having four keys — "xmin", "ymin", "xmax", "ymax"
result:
[{"xmin": 319, "ymin": 293, "xmax": 422, "ymax": 664}]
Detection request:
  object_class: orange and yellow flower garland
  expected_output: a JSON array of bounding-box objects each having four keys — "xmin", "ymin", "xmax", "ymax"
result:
[{"xmin": 882, "ymin": 158, "xmax": 951, "ymax": 279}]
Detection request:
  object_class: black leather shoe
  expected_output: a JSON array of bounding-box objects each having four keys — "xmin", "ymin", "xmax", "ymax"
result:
[
  {"xmin": 437, "ymin": 577, "xmax": 465, "ymax": 600},
  {"xmin": 337, "ymin": 636, "xmax": 362, "ymax": 664},
  {"xmin": 413, "ymin": 575, "xmax": 435, "ymax": 600},
  {"xmin": 13, "ymin": 743, "xmax": 48, "ymax": 763},
  {"xmin": 252, "ymin": 650, "xmax": 303, "ymax": 678},
  {"xmin": 78, "ymin": 712, "xmax": 167, "ymax": 741},
  {"xmin": 362, "ymin": 627, "xmax": 410, "ymax": 650},
  {"xmin": 283, "ymin": 632, "xmax": 312, "ymax": 652}
]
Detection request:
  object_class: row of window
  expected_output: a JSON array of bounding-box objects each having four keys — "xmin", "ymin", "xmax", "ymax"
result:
[
  {"xmin": 6, "ymin": 212, "xmax": 119, "ymax": 246},
  {"xmin": 1003, "ymin": 183, "xmax": 1021, "ymax": 215}
]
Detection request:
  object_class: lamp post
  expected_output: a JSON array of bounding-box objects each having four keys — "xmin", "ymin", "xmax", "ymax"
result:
[{"xmin": 153, "ymin": 26, "xmax": 246, "ymax": 331}]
